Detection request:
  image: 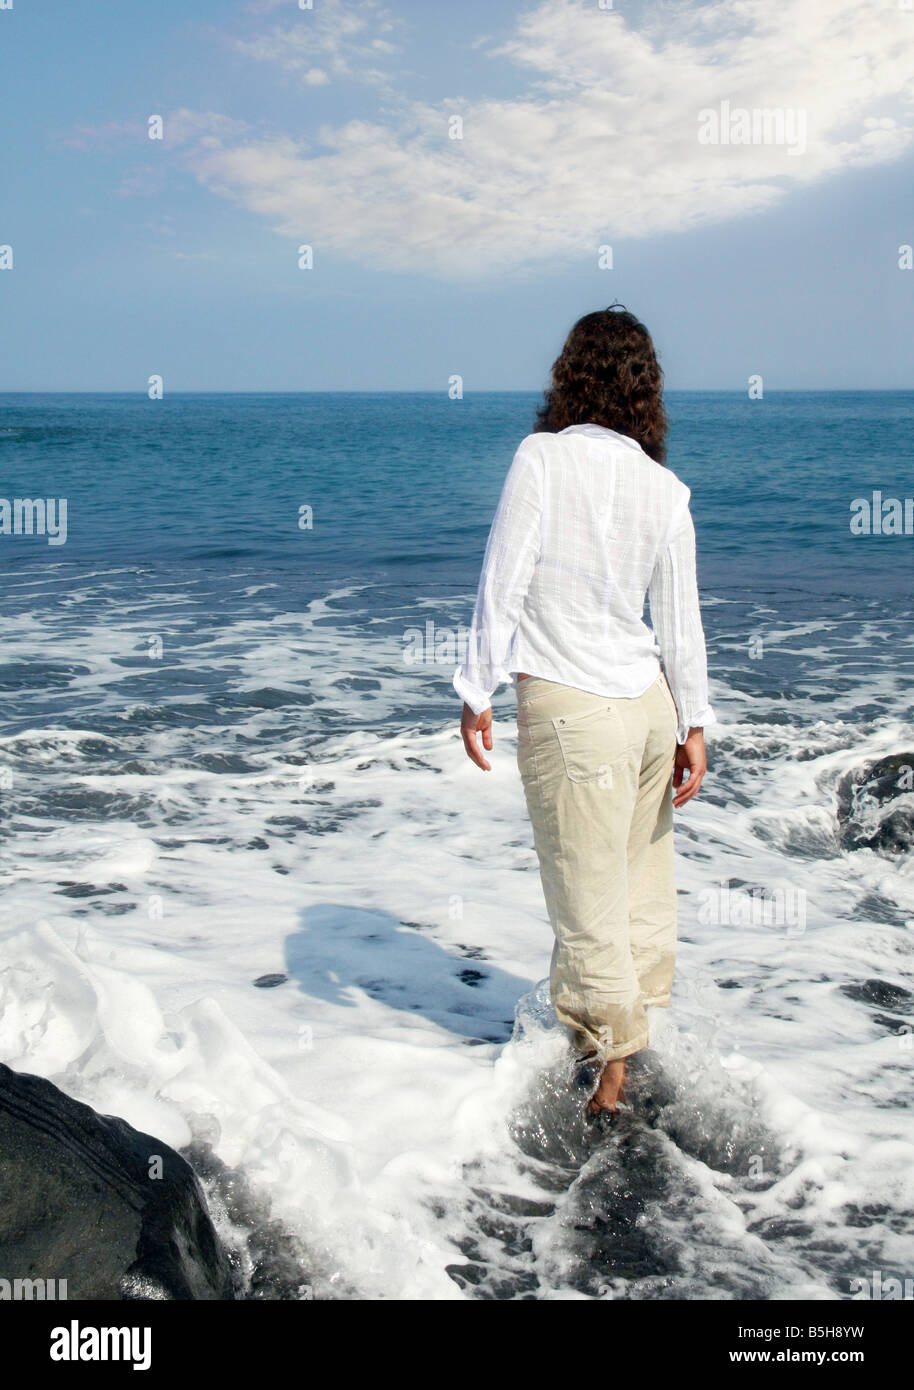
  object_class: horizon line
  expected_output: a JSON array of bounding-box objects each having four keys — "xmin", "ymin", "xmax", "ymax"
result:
[{"xmin": 2, "ymin": 387, "xmax": 912, "ymax": 397}]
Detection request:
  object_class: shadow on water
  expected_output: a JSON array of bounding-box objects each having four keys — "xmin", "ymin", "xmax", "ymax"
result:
[{"xmin": 285, "ymin": 903, "xmax": 530, "ymax": 1043}]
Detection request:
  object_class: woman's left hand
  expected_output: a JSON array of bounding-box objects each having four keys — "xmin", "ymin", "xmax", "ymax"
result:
[{"xmin": 461, "ymin": 704, "xmax": 493, "ymax": 771}]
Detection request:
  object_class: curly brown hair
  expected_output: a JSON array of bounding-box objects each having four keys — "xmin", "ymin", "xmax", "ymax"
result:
[{"xmin": 534, "ymin": 305, "xmax": 668, "ymax": 465}]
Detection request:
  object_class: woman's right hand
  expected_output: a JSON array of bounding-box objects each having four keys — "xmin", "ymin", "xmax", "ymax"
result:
[
  {"xmin": 461, "ymin": 703, "xmax": 493, "ymax": 771},
  {"xmin": 673, "ymin": 728, "xmax": 707, "ymax": 807}
]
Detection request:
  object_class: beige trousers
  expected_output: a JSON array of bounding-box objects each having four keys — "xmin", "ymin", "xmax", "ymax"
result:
[{"xmin": 515, "ymin": 670, "xmax": 679, "ymax": 1062}]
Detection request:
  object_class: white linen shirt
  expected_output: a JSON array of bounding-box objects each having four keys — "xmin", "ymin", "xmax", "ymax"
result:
[{"xmin": 452, "ymin": 423, "xmax": 716, "ymax": 744}]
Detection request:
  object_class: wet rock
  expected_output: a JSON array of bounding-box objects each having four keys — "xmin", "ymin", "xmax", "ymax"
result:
[
  {"xmin": 835, "ymin": 753, "xmax": 914, "ymax": 856},
  {"xmin": 840, "ymin": 978, "xmax": 912, "ymax": 1011},
  {"xmin": 0, "ymin": 1063, "xmax": 235, "ymax": 1300}
]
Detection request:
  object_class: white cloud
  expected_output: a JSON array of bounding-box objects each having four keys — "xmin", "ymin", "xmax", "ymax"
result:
[
  {"xmin": 165, "ymin": 110, "xmax": 252, "ymax": 148},
  {"xmin": 174, "ymin": 0, "xmax": 914, "ymax": 277},
  {"xmin": 233, "ymin": 0, "xmax": 402, "ymax": 88}
]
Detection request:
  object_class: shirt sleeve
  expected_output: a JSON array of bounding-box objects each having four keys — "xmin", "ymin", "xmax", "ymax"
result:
[
  {"xmin": 453, "ymin": 444, "xmax": 544, "ymax": 714},
  {"xmin": 648, "ymin": 492, "xmax": 716, "ymax": 744}
]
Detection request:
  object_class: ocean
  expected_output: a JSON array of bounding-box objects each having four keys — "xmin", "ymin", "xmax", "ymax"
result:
[{"xmin": 1, "ymin": 390, "xmax": 912, "ymax": 1299}]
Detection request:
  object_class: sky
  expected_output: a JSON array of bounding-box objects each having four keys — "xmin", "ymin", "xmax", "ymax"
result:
[{"xmin": 1, "ymin": 0, "xmax": 912, "ymax": 391}]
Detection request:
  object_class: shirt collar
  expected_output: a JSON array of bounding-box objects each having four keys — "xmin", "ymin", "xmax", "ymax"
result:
[{"xmin": 558, "ymin": 423, "xmax": 642, "ymax": 450}]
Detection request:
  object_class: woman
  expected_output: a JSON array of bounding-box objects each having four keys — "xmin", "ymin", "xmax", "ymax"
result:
[{"xmin": 454, "ymin": 305, "xmax": 715, "ymax": 1117}]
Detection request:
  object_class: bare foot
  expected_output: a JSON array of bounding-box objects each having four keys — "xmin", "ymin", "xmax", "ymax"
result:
[{"xmin": 586, "ymin": 1058, "xmax": 627, "ymax": 1116}]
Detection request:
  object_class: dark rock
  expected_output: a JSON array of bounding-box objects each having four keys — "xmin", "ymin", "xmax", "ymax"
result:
[
  {"xmin": 836, "ymin": 753, "xmax": 914, "ymax": 856},
  {"xmin": 840, "ymin": 978, "xmax": 913, "ymax": 1012},
  {"xmin": 0, "ymin": 1062, "xmax": 235, "ymax": 1300},
  {"xmin": 184, "ymin": 1142, "xmax": 317, "ymax": 1300},
  {"xmin": 870, "ymin": 1013, "xmax": 912, "ymax": 1034}
]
